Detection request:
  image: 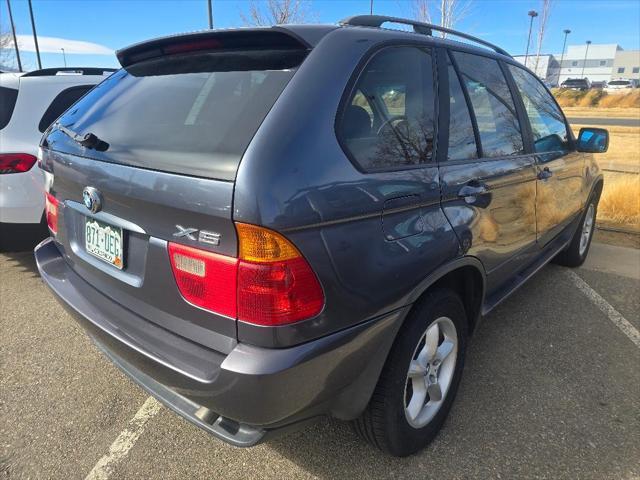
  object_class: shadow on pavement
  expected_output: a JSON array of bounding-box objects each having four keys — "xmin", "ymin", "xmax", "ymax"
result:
[{"xmin": 1, "ymin": 251, "xmax": 40, "ymax": 278}]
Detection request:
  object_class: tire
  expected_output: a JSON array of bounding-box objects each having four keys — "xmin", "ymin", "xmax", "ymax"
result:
[
  {"xmin": 353, "ymin": 289, "xmax": 468, "ymax": 457},
  {"xmin": 554, "ymin": 196, "xmax": 598, "ymax": 268}
]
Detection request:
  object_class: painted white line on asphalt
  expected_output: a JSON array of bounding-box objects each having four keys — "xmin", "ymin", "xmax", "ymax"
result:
[
  {"xmin": 85, "ymin": 397, "xmax": 161, "ymax": 480},
  {"xmin": 566, "ymin": 270, "xmax": 640, "ymax": 348}
]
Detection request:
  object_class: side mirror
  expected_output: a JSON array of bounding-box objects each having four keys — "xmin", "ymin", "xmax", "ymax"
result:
[{"xmin": 577, "ymin": 127, "xmax": 609, "ymax": 153}]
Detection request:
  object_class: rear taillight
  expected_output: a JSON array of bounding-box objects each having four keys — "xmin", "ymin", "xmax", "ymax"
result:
[
  {"xmin": 168, "ymin": 223, "xmax": 324, "ymax": 326},
  {"xmin": 0, "ymin": 153, "xmax": 37, "ymax": 174},
  {"xmin": 45, "ymin": 192, "xmax": 59, "ymax": 234},
  {"xmin": 235, "ymin": 223, "xmax": 324, "ymax": 326},
  {"xmin": 168, "ymin": 243, "xmax": 238, "ymax": 318}
]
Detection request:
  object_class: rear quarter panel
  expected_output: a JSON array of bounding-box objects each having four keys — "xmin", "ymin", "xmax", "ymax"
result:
[{"xmin": 234, "ymin": 29, "xmax": 461, "ymax": 347}]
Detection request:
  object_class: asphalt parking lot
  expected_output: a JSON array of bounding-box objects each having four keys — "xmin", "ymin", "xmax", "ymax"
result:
[{"xmin": 1, "ymin": 242, "xmax": 639, "ymax": 479}]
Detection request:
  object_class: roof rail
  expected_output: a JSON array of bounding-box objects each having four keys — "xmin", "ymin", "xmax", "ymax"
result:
[
  {"xmin": 339, "ymin": 15, "xmax": 511, "ymax": 58},
  {"xmin": 22, "ymin": 67, "xmax": 117, "ymax": 77}
]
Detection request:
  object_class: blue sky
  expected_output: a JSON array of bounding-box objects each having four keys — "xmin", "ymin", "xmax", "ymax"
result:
[{"xmin": 2, "ymin": 0, "xmax": 639, "ymax": 70}]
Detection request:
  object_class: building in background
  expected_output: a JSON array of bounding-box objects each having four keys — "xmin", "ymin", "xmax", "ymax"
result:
[
  {"xmin": 612, "ymin": 50, "xmax": 640, "ymax": 81},
  {"xmin": 514, "ymin": 44, "xmax": 640, "ymax": 87},
  {"xmin": 558, "ymin": 44, "xmax": 620, "ymax": 85}
]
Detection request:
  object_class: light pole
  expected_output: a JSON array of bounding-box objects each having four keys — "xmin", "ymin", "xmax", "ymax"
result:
[
  {"xmin": 206, "ymin": 0, "xmax": 213, "ymax": 29},
  {"xmin": 28, "ymin": 0, "xmax": 42, "ymax": 69},
  {"xmin": 581, "ymin": 40, "xmax": 591, "ymax": 78},
  {"xmin": 524, "ymin": 10, "xmax": 538, "ymax": 68},
  {"xmin": 558, "ymin": 29, "xmax": 571, "ymax": 85},
  {"xmin": 61, "ymin": 48, "xmax": 67, "ymax": 67},
  {"xmin": 370, "ymin": 0, "xmax": 373, "ymax": 14}
]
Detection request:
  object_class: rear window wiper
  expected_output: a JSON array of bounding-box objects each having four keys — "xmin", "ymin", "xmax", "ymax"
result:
[{"xmin": 56, "ymin": 123, "xmax": 109, "ymax": 151}]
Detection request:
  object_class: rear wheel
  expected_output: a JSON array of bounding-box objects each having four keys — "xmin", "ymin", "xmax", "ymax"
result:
[
  {"xmin": 354, "ymin": 289, "xmax": 467, "ymax": 456},
  {"xmin": 554, "ymin": 198, "xmax": 597, "ymax": 267}
]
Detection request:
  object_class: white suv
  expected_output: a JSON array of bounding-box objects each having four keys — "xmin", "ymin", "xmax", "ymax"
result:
[
  {"xmin": 0, "ymin": 67, "xmax": 114, "ymax": 250},
  {"xmin": 605, "ymin": 78, "xmax": 637, "ymax": 91}
]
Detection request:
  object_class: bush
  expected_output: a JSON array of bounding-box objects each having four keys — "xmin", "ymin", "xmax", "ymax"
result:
[
  {"xmin": 552, "ymin": 89, "xmax": 640, "ymax": 108},
  {"xmin": 598, "ymin": 176, "xmax": 640, "ymax": 228}
]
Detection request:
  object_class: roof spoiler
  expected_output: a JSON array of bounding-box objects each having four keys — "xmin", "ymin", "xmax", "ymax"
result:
[
  {"xmin": 22, "ymin": 67, "xmax": 117, "ymax": 77},
  {"xmin": 116, "ymin": 28, "xmax": 311, "ymax": 68},
  {"xmin": 340, "ymin": 15, "xmax": 512, "ymax": 58}
]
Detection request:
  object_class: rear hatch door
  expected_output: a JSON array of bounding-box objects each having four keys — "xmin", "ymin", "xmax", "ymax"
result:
[{"xmin": 42, "ymin": 30, "xmax": 309, "ymax": 352}]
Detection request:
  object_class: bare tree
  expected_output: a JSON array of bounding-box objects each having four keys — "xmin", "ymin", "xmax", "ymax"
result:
[
  {"xmin": 533, "ymin": 0, "xmax": 553, "ymax": 75},
  {"xmin": 411, "ymin": 0, "xmax": 431, "ymax": 23},
  {"xmin": 410, "ymin": 0, "xmax": 473, "ymax": 37},
  {"xmin": 439, "ymin": 0, "xmax": 473, "ymax": 37},
  {"xmin": 240, "ymin": 0, "xmax": 315, "ymax": 26},
  {"xmin": 1, "ymin": 24, "xmax": 16, "ymax": 69}
]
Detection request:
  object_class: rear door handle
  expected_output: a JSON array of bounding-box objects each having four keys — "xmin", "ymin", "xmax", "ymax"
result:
[
  {"xmin": 458, "ymin": 182, "xmax": 488, "ymax": 198},
  {"xmin": 537, "ymin": 167, "xmax": 553, "ymax": 180},
  {"xmin": 458, "ymin": 182, "xmax": 489, "ymax": 205}
]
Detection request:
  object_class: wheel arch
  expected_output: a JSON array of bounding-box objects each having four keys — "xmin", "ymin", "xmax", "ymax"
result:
[
  {"xmin": 406, "ymin": 256, "xmax": 486, "ymax": 335},
  {"xmin": 590, "ymin": 175, "xmax": 604, "ymax": 203}
]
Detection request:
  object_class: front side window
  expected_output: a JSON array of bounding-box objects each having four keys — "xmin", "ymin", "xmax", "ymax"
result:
[
  {"xmin": 338, "ymin": 46, "xmax": 435, "ymax": 171},
  {"xmin": 452, "ymin": 51, "xmax": 523, "ymax": 157},
  {"xmin": 508, "ymin": 64, "xmax": 570, "ymax": 155}
]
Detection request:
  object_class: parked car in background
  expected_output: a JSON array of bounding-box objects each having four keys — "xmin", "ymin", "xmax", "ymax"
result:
[
  {"xmin": 0, "ymin": 67, "xmax": 114, "ymax": 251},
  {"xmin": 560, "ymin": 78, "xmax": 591, "ymax": 90},
  {"xmin": 605, "ymin": 78, "xmax": 637, "ymax": 90},
  {"xmin": 591, "ymin": 80, "xmax": 607, "ymax": 89},
  {"xmin": 35, "ymin": 16, "xmax": 608, "ymax": 457}
]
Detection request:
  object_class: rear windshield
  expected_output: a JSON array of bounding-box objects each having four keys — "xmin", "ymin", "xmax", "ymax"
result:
[
  {"xmin": 0, "ymin": 86, "xmax": 19, "ymax": 130},
  {"xmin": 49, "ymin": 48, "xmax": 305, "ymax": 180}
]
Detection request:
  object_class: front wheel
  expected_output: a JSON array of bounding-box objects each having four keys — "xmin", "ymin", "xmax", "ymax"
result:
[
  {"xmin": 353, "ymin": 289, "xmax": 467, "ymax": 456},
  {"xmin": 554, "ymin": 198, "xmax": 597, "ymax": 267}
]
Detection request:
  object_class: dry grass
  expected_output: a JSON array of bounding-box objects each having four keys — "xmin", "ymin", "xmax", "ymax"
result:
[
  {"xmin": 562, "ymin": 107, "xmax": 640, "ymax": 118},
  {"xmin": 552, "ymin": 89, "xmax": 640, "ymax": 108},
  {"xmin": 598, "ymin": 176, "xmax": 640, "ymax": 229}
]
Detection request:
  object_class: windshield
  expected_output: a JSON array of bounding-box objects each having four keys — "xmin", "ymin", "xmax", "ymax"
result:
[{"xmin": 48, "ymin": 49, "xmax": 305, "ymax": 180}]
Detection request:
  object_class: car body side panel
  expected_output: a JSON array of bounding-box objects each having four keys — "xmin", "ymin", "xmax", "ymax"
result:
[
  {"xmin": 234, "ymin": 29, "xmax": 461, "ymax": 347},
  {"xmin": 439, "ymin": 156, "xmax": 539, "ymax": 295},
  {"xmin": 535, "ymin": 150, "xmax": 585, "ymax": 245}
]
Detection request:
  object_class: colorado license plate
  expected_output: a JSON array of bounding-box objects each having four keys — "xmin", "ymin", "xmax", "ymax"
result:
[{"xmin": 85, "ymin": 218, "xmax": 124, "ymax": 269}]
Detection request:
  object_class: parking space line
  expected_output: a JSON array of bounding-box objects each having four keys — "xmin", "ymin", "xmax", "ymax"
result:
[
  {"xmin": 566, "ymin": 270, "xmax": 640, "ymax": 348},
  {"xmin": 84, "ymin": 397, "xmax": 161, "ymax": 480}
]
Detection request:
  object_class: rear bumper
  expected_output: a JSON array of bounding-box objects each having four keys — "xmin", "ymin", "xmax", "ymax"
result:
[{"xmin": 35, "ymin": 238, "xmax": 405, "ymax": 445}]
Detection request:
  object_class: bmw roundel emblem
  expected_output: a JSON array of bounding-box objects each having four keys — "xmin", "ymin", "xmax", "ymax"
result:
[{"xmin": 82, "ymin": 186, "xmax": 102, "ymax": 214}]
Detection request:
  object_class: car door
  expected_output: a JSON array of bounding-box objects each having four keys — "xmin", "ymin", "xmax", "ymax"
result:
[
  {"xmin": 438, "ymin": 49, "xmax": 538, "ymax": 296},
  {"xmin": 507, "ymin": 64, "xmax": 584, "ymax": 246}
]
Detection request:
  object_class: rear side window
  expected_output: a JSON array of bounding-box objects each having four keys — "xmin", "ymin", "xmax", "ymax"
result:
[
  {"xmin": 338, "ymin": 46, "xmax": 436, "ymax": 171},
  {"xmin": 38, "ymin": 85, "xmax": 93, "ymax": 132},
  {"xmin": 452, "ymin": 51, "xmax": 524, "ymax": 157},
  {"xmin": 508, "ymin": 65, "xmax": 570, "ymax": 155},
  {"xmin": 0, "ymin": 86, "xmax": 19, "ymax": 130},
  {"xmin": 51, "ymin": 47, "xmax": 306, "ymax": 180},
  {"xmin": 446, "ymin": 55, "xmax": 477, "ymax": 161}
]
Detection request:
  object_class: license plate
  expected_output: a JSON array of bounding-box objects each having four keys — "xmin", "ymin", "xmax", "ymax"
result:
[{"xmin": 85, "ymin": 218, "xmax": 124, "ymax": 269}]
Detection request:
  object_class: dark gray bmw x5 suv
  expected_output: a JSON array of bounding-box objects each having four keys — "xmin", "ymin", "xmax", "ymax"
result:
[{"xmin": 35, "ymin": 15, "xmax": 609, "ymax": 456}]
